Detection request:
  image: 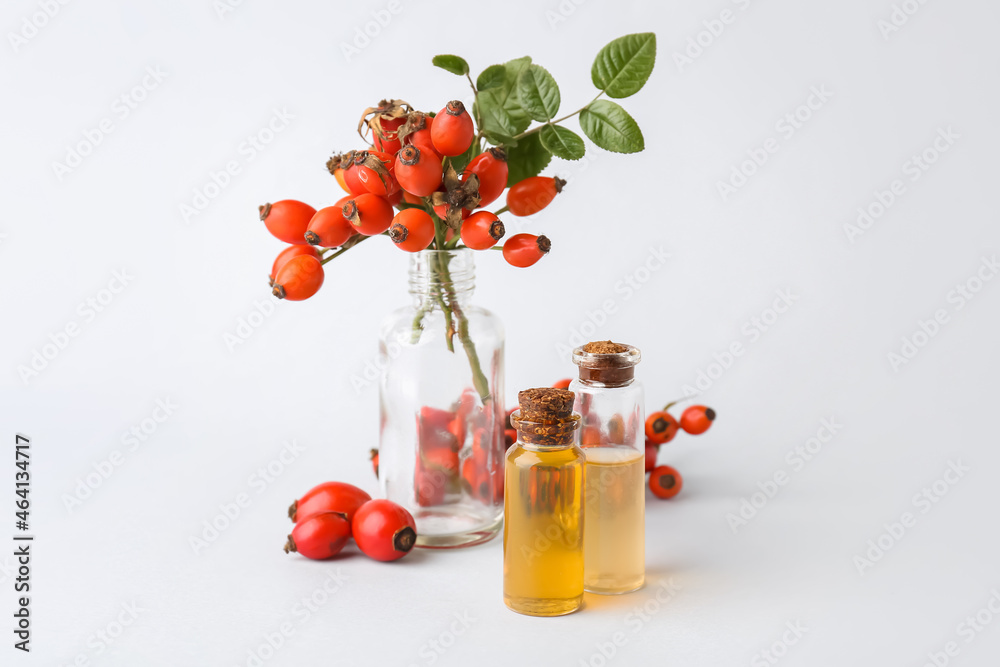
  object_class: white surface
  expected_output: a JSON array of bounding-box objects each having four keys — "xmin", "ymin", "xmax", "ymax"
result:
[{"xmin": 3, "ymin": 0, "xmax": 1000, "ymax": 665}]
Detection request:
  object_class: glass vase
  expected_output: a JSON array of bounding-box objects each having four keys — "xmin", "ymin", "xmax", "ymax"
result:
[{"xmin": 378, "ymin": 249, "xmax": 505, "ymax": 548}]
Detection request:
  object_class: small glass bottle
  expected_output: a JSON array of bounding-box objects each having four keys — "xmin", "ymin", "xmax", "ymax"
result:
[
  {"xmin": 503, "ymin": 388, "xmax": 584, "ymax": 616},
  {"xmin": 570, "ymin": 341, "xmax": 645, "ymax": 595}
]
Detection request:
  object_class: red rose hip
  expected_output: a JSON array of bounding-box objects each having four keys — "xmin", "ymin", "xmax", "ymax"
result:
[
  {"xmin": 288, "ymin": 481, "xmax": 372, "ymax": 528},
  {"xmin": 271, "ymin": 254, "xmax": 324, "ymax": 301},
  {"xmin": 260, "ymin": 200, "xmax": 316, "ymax": 245},
  {"xmin": 649, "ymin": 465, "xmax": 682, "ymax": 499},
  {"xmin": 270, "ymin": 245, "xmax": 320, "ymax": 284},
  {"xmin": 679, "ymin": 406, "xmax": 715, "ymax": 435},
  {"xmin": 645, "ymin": 411, "xmax": 679, "ymax": 444},
  {"xmin": 430, "ymin": 100, "xmax": 474, "ymax": 157},
  {"xmin": 352, "ymin": 499, "xmax": 417, "ymax": 561},
  {"xmin": 283, "ymin": 511, "xmax": 351, "ymax": 559}
]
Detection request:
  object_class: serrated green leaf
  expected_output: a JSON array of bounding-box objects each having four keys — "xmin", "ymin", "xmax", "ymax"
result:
[
  {"xmin": 482, "ymin": 131, "xmax": 518, "ymax": 147},
  {"xmin": 475, "ymin": 93, "xmax": 518, "ymax": 138},
  {"xmin": 432, "ymin": 54, "xmax": 469, "ymax": 76},
  {"xmin": 499, "ymin": 57, "xmax": 532, "ymax": 95},
  {"xmin": 591, "ymin": 33, "xmax": 656, "ymax": 98},
  {"xmin": 475, "ymin": 56, "xmax": 532, "ymax": 138},
  {"xmin": 517, "ymin": 64, "xmax": 561, "ymax": 122},
  {"xmin": 505, "ymin": 133, "xmax": 551, "ymax": 186},
  {"xmin": 539, "ymin": 125, "xmax": 585, "ymax": 160},
  {"xmin": 579, "ymin": 100, "xmax": 644, "ymax": 153},
  {"xmin": 477, "ymin": 65, "xmax": 507, "ymax": 91}
]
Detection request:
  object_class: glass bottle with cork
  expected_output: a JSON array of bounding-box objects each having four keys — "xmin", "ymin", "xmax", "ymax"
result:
[
  {"xmin": 570, "ymin": 340, "xmax": 645, "ymax": 594},
  {"xmin": 503, "ymin": 387, "xmax": 585, "ymax": 616}
]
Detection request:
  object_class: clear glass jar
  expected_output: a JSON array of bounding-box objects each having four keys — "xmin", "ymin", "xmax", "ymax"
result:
[
  {"xmin": 378, "ymin": 249, "xmax": 505, "ymax": 548},
  {"xmin": 569, "ymin": 343, "xmax": 645, "ymax": 594}
]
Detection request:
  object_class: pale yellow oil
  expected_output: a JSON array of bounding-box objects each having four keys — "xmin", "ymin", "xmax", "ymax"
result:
[
  {"xmin": 503, "ymin": 443, "xmax": 585, "ymax": 616},
  {"xmin": 583, "ymin": 446, "xmax": 645, "ymax": 594}
]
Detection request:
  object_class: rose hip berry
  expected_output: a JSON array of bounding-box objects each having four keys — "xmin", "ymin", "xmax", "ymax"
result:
[
  {"xmin": 679, "ymin": 405, "xmax": 716, "ymax": 435},
  {"xmin": 283, "ymin": 511, "xmax": 351, "ymax": 560},
  {"xmin": 271, "ymin": 254, "xmax": 324, "ymax": 301},
  {"xmin": 288, "ymin": 481, "xmax": 372, "ymax": 528},
  {"xmin": 649, "ymin": 465, "xmax": 682, "ymax": 499},
  {"xmin": 260, "ymin": 200, "xmax": 316, "ymax": 245},
  {"xmin": 463, "ymin": 147, "xmax": 508, "ymax": 207},
  {"xmin": 389, "ymin": 208, "xmax": 435, "ymax": 253},
  {"xmin": 360, "ymin": 100, "xmax": 411, "ymax": 155},
  {"xmin": 343, "ymin": 193, "xmax": 394, "ymax": 236},
  {"xmin": 394, "ymin": 145, "xmax": 443, "ymax": 197},
  {"xmin": 304, "ymin": 196, "xmax": 354, "ymax": 248},
  {"xmin": 430, "ymin": 101, "xmax": 474, "ymax": 156},
  {"xmin": 354, "ymin": 150, "xmax": 398, "ymax": 197},
  {"xmin": 552, "ymin": 378, "xmax": 572, "ymax": 390},
  {"xmin": 460, "ymin": 211, "xmax": 505, "ymax": 250},
  {"xmin": 370, "ymin": 448, "xmax": 379, "ymax": 478},
  {"xmin": 400, "ymin": 112, "xmax": 437, "ymax": 157},
  {"xmin": 373, "ymin": 115, "xmax": 406, "ymax": 154},
  {"xmin": 352, "ymin": 499, "xmax": 417, "ymax": 561},
  {"xmin": 645, "ymin": 411, "xmax": 679, "ymax": 444},
  {"xmin": 502, "ymin": 234, "xmax": 551, "ymax": 268},
  {"xmin": 506, "ymin": 176, "xmax": 566, "ymax": 216},
  {"xmin": 270, "ymin": 245, "xmax": 320, "ymax": 285},
  {"xmin": 341, "ymin": 155, "xmax": 369, "ymax": 196}
]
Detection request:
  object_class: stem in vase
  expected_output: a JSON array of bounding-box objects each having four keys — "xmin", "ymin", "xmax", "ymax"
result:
[
  {"xmin": 432, "ymin": 253, "xmax": 456, "ymax": 353},
  {"xmin": 435, "ymin": 253, "xmax": 491, "ymax": 404}
]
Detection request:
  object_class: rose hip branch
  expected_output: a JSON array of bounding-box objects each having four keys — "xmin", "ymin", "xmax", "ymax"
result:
[{"xmin": 12, "ymin": 433, "xmax": 32, "ymax": 653}]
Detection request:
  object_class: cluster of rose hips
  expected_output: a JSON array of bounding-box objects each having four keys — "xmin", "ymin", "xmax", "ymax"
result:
[
  {"xmin": 643, "ymin": 402, "xmax": 716, "ymax": 499},
  {"xmin": 368, "ymin": 390, "xmax": 504, "ymax": 507},
  {"xmin": 261, "ymin": 98, "xmax": 565, "ymax": 302},
  {"xmin": 284, "ymin": 482, "xmax": 416, "ymax": 562}
]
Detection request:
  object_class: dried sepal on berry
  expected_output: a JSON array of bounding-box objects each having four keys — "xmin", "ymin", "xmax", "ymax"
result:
[
  {"xmin": 395, "ymin": 111, "xmax": 430, "ymax": 145},
  {"xmin": 357, "ymin": 99, "xmax": 412, "ymax": 149},
  {"xmin": 353, "ymin": 150, "xmax": 396, "ymax": 196},
  {"xmin": 429, "ymin": 164, "xmax": 481, "ymax": 229},
  {"xmin": 325, "ymin": 150, "xmax": 355, "ymax": 175}
]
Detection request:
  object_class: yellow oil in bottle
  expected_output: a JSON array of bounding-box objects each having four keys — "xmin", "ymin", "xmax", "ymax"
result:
[
  {"xmin": 583, "ymin": 446, "xmax": 645, "ymax": 594},
  {"xmin": 503, "ymin": 444, "xmax": 585, "ymax": 616}
]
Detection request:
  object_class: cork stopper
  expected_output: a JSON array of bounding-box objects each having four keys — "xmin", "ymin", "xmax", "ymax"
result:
[
  {"xmin": 573, "ymin": 341, "xmax": 641, "ymax": 387},
  {"xmin": 511, "ymin": 388, "xmax": 580, "ymax": 446},
  {"xmin": 582, "ymin": 340, "xmax": 628, "ymax": 354},
  {"xmin": 517, "ymin": 388, "xmax": 575, "ymax": 421}
]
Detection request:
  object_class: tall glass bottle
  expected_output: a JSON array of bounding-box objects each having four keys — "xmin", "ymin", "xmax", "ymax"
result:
[
  {"xmin": 379, "ymin": 249, "xmax": 505, "ymax": 548},
  {"xmin": 569, "ymin": 341, "xmax": 645, "ymax": 594},
  {"xmin": 504, "ymin": 388, "xmax": 584, "ymax": 616}
]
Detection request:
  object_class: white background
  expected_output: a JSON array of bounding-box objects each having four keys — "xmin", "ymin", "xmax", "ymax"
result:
[{"xmin": 3, "ymin": 0, "xmax": 1000, "ymax": 665}]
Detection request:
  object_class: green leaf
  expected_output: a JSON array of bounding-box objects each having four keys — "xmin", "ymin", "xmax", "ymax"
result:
[
  {"xmin": 539, "ymin": 125, "xmax": 585, "ymax": 160},
  {"xmin": 516, "ymin": 64, "xmax": 561, "ymax": 122},
  {"xmin": 482, "ymin": 131, "xmax": 518, "ymax": 147},
  {"xmin": 579, "ymin": 100, "xmax": 644, "ymax": 153},
  {"xmin": 591, "ymin": 33, "xmax": 656, "ymax": 98},
  {"xmin": 432, "ymin": 55, "xmax": 469, "ymax": 76},
  {"xmin": 474, "ymin": 56, "xmax": 532, "ymax": 138},
  {"xmin": 476, "ymin": 65, "xmax": 507, "ymax": 91},
  {"xmin": 475, "ymin": 93, "xmax": 518, "ymax": 137},
  {"xmin": 505, "ymin": 133, "xmax": 551, "ymax": 186}
]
